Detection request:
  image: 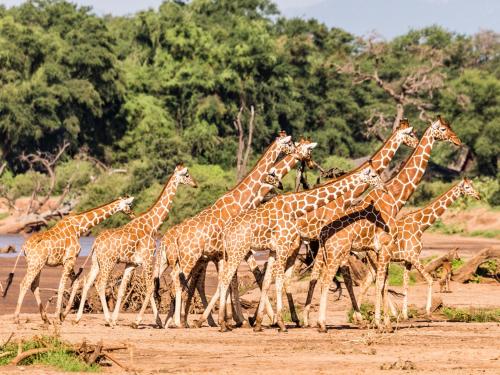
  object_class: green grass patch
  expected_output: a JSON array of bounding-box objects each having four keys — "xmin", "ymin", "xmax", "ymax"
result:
[
  {"xmin": 347, "ymin": 303, "xmax": 375, "ymax": 323},
  {"xmin": 0, "ymin": 212, "xmax": 8, "ymax": 221},
  {"xmin": 388, "ymin": 263, "xmax": 416, "ymax": 286},
  {"xmin": 441, "ymin": 307, "xmax": 500, "ymax": 322},
  {"xmin": 451, "ymin": 258, "xmax": 465, "ymax": 272},
  {"xmin": 428, "ymin": 219, "xmax": 465, "ymax": 235},
  {"xmin": 0, "ymin": 336, "xmax": 100, "ymax": 372},
  {"xmin": 468, "ymin": 229, "xmax": 500, "ymax": 239}
]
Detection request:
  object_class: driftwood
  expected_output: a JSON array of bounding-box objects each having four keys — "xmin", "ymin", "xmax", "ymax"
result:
[
  {"xmin": 0, "ymin": 245, "xmax": 15, "ymax": 254},
  {"xmin": 234, "ymin": 105, "xmax": 255, "ymax": 182},
  {"xmin": 453, "ymin": 247, "xmax": 500, "ymax": 283},
  {"xmin": 10, "ymin": 347, "xmax": 51, "ymax": 365}
]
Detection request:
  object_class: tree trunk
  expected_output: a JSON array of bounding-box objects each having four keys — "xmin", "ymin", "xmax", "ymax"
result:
[{"xmin": 452, "ymin": 247, "xmax": 500, "ymax": 283}]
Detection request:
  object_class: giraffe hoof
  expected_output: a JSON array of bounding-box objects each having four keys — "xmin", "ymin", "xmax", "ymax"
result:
[
  {"xmin": 71, "ymin": 319, "xmax": 79, "ymax": 326},
  {"xmin": 130, "ymin": 322, "xmax": 139, "ymax": 329},
  {"xmin": 253, "ymin": 324, "xmax": 263, "ymax": 333},
  {"xmin": 316, "ymin": 323, "xmax": 328, "ymax": 333},
  {"xmin": 193, "ymin": 320, "xmax": 203, "ymax": 329},
  {"xmin": 247, "ymin": 316, "xmax": 256, "ymax": 327},
  {"xmin": 294, "ymin": 321, "xmax": 302, "ymax": 328},
  {"xmin": 278, "ymin": 326, "xmax": 288, "ymax": 333},
  {"xmin": 240, "ymin": 320, "xmax": 251, "ymax": 329}
]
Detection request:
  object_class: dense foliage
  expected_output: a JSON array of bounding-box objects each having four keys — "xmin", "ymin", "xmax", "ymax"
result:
[{"xmin": 0, "ymin": 0, "xmax": 498, "ymax": 229}]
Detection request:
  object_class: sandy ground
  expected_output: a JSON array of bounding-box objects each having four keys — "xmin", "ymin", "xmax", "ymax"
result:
[{"xmin": 0, "ymin": 233, "xmax": 499, "ymax": 374}]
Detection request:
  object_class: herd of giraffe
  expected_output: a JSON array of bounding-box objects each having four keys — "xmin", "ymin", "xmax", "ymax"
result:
[{"xmin": 4, "ymin": 116, "xmax": 481, "ymax": 333}]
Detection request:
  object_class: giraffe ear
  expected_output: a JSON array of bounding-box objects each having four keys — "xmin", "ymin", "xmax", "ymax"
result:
[
  {"xmin": 402, "ymin": 126, "xmax": 413, "ymax": 134},
  {"xmin": 280, "ymin": 135, "xmax": 291, "ymax": 143},
  {"xmin": 306, "ymin": 142, "xmax": 318, "ymax": 149},
  {"xmin": 177, "ymin": 167, "xmax": 188, "ymax": 175}
]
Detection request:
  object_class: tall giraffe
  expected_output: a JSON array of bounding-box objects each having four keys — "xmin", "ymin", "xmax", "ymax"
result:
[
  {"xmin": 253, "ymin": 121, "xmax": 418, "ymax": 326},
  {"xmin": 196, "ymin": 164, "xmax": 386, "ymax": 332},
  {"xmin": 308, "ymin": 117, "xmax": 461, "ymax": 331},
  {"xmin": 9, "ymin": 196, "xmax": 135, "ymax": 324},
  {"xmin": 356, "ymin": 178, "xmax": 480, "ymax": 319},
  {"xmin": 171, "ymin": 138, "xmax": 320, "ymax": 328},
  {"xmin": 149, "ymin": 133, "xmax": 296, "ymax": 328},
  {"xmin": 73, "ymin": 164, "xmax": 197, "ymax": 327}
]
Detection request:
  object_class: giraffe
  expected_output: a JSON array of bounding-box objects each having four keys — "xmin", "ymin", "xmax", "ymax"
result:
[
  {"xmin": 176, "ymin": 138, "xmax": 320, "ymax": 328},
  {"xmin": 8, "ymin": 196, "xmax": 135, "ymax": 324},
  {"xmin": 144, "ymin": 133, "xmax": 297, "ymax": 328},
  {"xmin": 307, "ymin": 116, "xmax": 462, "ymax": 332},
  {"xmin": 356, "ymin": 178, "xmax": 479, "ymax": 319},
  {"xmin": 252, "ymin": 120, "xmax": 418, "ymax": 326},
  {"xmin": 73, "ymin": 164, "xmax": 197, "ymax": 327},
  {"xmin": 196, "ymin": 163, "xmax": 386, "ymax": 332}
]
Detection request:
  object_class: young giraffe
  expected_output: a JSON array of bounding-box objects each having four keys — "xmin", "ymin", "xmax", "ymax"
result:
[
  {"xmin": 173, "ymin": 138, "xmax": 319, "ymax": 328},
  {"xmin": 254, "ymin": 120, "xmax": 418, "ymax": 326},
  {"xmin": 73, "ymin": 164, "xmax": 197, "ymax": 327},
  {"xmin": 149, "ymin": 133, "xmax": 296, "ymax": 328},
  {"xmin": 356, "ymin": 178, "xmax": 479, "ymax": 319},
  {"xmin": 9, "ymin": 196, "xmax": 135, "ymax": 324},
  {"xmin": 197, "ymin": 164, "xmax": 386, "ymax": 332},
  {"xmin": 439, "ymin": 248, "xmax": 460, "ymax": 293},
  {"xmin": 309, "ymin": 117, "xmax": 462, "ymax": 332}
]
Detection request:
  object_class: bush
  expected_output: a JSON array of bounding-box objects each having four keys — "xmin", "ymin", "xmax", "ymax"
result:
[{"xmin": 54, "ymin": 160, "xmax": 97, "ymax": 195}]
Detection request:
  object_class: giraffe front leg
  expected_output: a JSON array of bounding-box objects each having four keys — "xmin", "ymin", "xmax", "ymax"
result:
[
  {"xmin": 341, "ymin": 265, "xmax": 365, "ymax": 327},
  {"xmin": 110, "ymin": 264, "xmax": 135, "ymax": 326},
  {"xmin": 284, "ymin": 257, "xmax": 300, "ymax": 328},
  {"xmin": 402, "ymin": 264, "xmax": 411, "ymax": 320},
  {"xmin": 133, "ymin": 262, "xmax": 158, "ymax": 328},
  {"xmin": 54, "ymin": 259, "xmax": 75, "ymax": 323},
  {"xmin": 195, "ymin": 263, "xmax": 217, "ymax": 327},
  {"xmin": 316, "ymin": 261, "xmax": 340, "ymax": 333},
  {"xmin": 374, "ymin": 254, "xmax": 392, "ymax": 332}
]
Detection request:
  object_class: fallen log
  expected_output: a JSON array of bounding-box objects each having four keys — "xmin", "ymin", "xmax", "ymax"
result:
[
  {"xmin": 453, "ymin": 247, "xmax": 500, "ymax": 283},
  {"xmin": 0, "ymin": 245, "xmax": 15, "ymax": 254},
  {"xmin": 417, "ymin": 248, "xmax": 460, "ymax": 280},
  {"xmin": 10, "ymin": 347, "xmax": 51, "ymax": 365}
]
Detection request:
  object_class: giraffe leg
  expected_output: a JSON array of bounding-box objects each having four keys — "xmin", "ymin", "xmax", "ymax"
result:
[
  {"xmin": 110, "ymin": 264, "xmax": 135, "ymax": 326},
  {"xmin": 62, "ymin": 277, "xmax": 81, "ymax": 321},
  {"xmin": 31, "ymin": 272, "xmax": 50, "ymax": 325},
  {"xmin": 302, "ymin": 253, "xmax": 323, "ymax": 328},
  {"xmin": 374, "ymin": 253, "xmax": 392, "ymax": 332},
  {"xmin": 54, "ymin": 259, "xmax": 75, "ymax": 323},
  {"xmin": 133, "ymin": 262, "xmax": 160, "ymax": 328},
  {"xmin": 74, "ymin": 262, "xmax": 100, "ymax": 324},
  {"xmin": 341, "ymin": 265, "xmax": 365, "ymax": 327},
  {"xmin": 229, "ymin": 273, "xmax": 247, "ymax": 327},
  {"xmin": 402, "ymin": 264, "xmax": 411, "ymax": 320},
  {"xmin": 94, "ymin": 267, "xmax": 114, "ymax": 326},
  {"xmin": 195, "ymin": 262, "xmax": 217, "ymax": 327},
  {"xmin": 412, "ymin": 260, "xmax": 434, "ymax": 318},
  {"xmin": 172, "ymin": 266, "xmax": 183, "ymax": 328},
  {"xmin": 317, "ymin": 260, "xmax": 341, "ymax": 333},
  {"xmin": 254, "ymin": 255, "xmax": 276, "ymax": 332},
  {"xmin": 14, "ymin": 261, "xmax": 44, "ymax": 324},
  {"xmin": 195, "ymin": 284, "xmax": 220, "ymax": 328},
  {"xmin": 182, "ymin": 266, "xmax": 199, "ymax": 328},
  {"xmin": 284, "ymin": 256, "xmax": 300, "ymax": 328}
]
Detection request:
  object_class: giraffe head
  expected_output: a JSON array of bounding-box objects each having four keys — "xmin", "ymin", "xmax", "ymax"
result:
[
  {"xmin": 293, "ymin": 138, "xmax": 318, "ymax": 169},
  {"xmin": 174, "ymin": 163, "xmax": 198, "ymax": 188},
  {"xmin": 263, "ymin": 167, "xmax": 284, "ymax": 190},
  {"xmin": 396, "ymin": 119, "xmax": 419, "ymax": 148},
  {"xmin": 361, "ymin": 163, "xmax": 387, "ymax": 193},
  {"xmin": 459, "ymin": 178, "xmax": 480, "ymax": 200},
  {"xmin": 118, "ymin": 195, "xmax": 135, "ymax": 218},
  {"xmin": 276, "ymin": 130, "xmax": 294, "ymax": 155},
  {"xmin": 430, "ymin": 116, "xmax": 461, "ymax": 146}
]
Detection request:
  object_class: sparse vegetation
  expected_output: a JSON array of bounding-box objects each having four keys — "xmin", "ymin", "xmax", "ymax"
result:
[
  {"xmin": 388, "ymin": 263, "xmax": 416, "ymax": 286},
  {"xmin": 0, "ymin": 336, "xmax": 100, "ymax": 372},
  {"xmin": 441, "ymin": 307, "xmax": 500, "ymax": 322}
]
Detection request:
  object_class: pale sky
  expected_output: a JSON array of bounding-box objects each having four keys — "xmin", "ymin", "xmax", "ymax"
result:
[{"xmin": 1, "ymin": 0, "xmax": 499, "ymax": 39}]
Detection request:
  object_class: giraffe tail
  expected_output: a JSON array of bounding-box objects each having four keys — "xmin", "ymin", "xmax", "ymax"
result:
[
  {"xmin": 2, "ymin": 272, "xmax": 14, "ymax": 298},
  {"xmin": 3, "ymin": 245, "xmax": 23, "ymax": 298}
]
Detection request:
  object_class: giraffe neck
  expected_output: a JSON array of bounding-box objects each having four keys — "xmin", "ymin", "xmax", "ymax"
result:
[
  {"xmin": 137, "ymin": 174, "xmax": 179, "ymax": 232},
  {"xmin": 386, "ymin": 127, "xmax": 435, "ymax": 212},
  {"xmin": 370, "ymin": 131, "xmax": 407, "ymax": 173},
  {"xmin": 335, "ymin": 130, "xmax": 409, "ymax": 204},
  {"xmin": 74, "ymin": 201, "xmax": 126, "ymax": 235},
  {"xmin": 213, "ymin": 141, "xmax": 283, "ymax": 212},
  {"xmin": 407, "ymin": 183, "xmax": 462, "ymax": 232},
  {"xmin": 284, "ymin": 171, "xmax": 365, "ymax": 217},
  {"xmin": 248, "ymin": 154, "xmax": 298, "ymax": 209}
]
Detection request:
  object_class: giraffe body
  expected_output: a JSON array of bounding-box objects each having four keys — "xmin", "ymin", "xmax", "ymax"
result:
[
  {"xmin": 357, "ymin": 179, "xmax": 479, "ymax": 318},
  {"xmin": 13, "ymin": 196, "xmax": 135, "ymax": 324}
]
